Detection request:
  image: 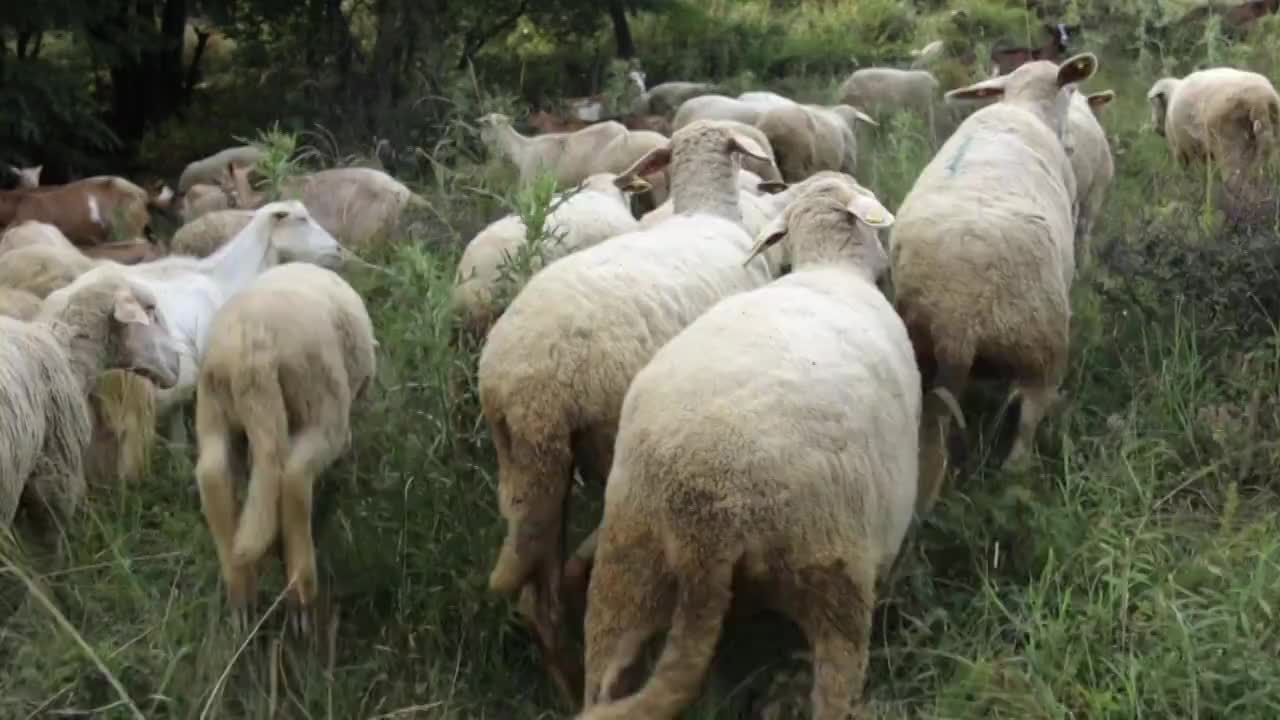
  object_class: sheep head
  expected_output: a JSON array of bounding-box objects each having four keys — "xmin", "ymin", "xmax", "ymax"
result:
[
  {"xmin": 744, "ymin": 178, "xmax": 894, "ymax": 280},
  {"xmin": 614, "ymin": 121, "xmax": 770, "ymax": 189},
  {"xmin": 109, "ymin": 281, "xmax": 180, "ymax": 390},
  {"xmin": 1146, "ymin": 78, "xmax": 1180, "ymax": 137}
]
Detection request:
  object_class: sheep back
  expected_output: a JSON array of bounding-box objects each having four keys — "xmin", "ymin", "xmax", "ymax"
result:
[{"xmin": 891, "ymin": 101, "xmax": 1076, "ymax": 381}]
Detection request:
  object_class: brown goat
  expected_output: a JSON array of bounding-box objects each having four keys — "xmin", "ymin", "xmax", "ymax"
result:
[{"xmin": 0, "ymin": 176, "xmax": 172, "ymax": 248}]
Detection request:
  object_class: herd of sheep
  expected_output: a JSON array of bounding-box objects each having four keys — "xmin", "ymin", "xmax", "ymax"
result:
[{"xmin": 3, "ymin": 41, "xmax": 1280, "ymax": 719}]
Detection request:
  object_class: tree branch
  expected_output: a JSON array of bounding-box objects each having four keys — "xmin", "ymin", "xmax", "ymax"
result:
[{"xmin": 456, "ymin": 0, "xmax": 530, "ymax": 70}]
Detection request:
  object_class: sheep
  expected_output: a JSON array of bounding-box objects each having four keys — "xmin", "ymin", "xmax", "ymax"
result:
[
  {"xmin": 477, "ymin": 113, "xmax": 627, "ymax": 186},
  {"xmin": 837, "ymin": 67, "xmax": 941, "ymax": 123},
  {"xmin": 212, "ymin": 164, "xmax": 426, "ymax": 250},
  {"xmin": 0, "ymin": 220, "xmax": 164, "ymax": 492},
  {"xmin": 194, "ymin": 262, "xmax": 377, "ymax": 631},
  {"xmin": 178, "ymin": 144, "xmax": 264, "ymax": 193},
  {"xmin": 0, "ymin": 243, "xmax": 99, "ymax": 298},
  {"xmin": 1146, "ymin": 67, "xmax": 1280, "ymax": 185},
  {"xmin": 44, "ymin": 200, "xmax": 344, "ymax": 452},
  {"xmin": 597, "ymin": 130, "xmax": 672, "ymax": 209},
  {"xmin": 889, "ymin": 53, "xmax": 1098, "ymax": 517},
  {"xmin": 672, "ymin": 95, "xmax": 771, "ymax": 131},
  {"xmin": 452, "ymin": 173, "xmax": 649, "ymax": 339},
  {"xmin": 637, "ymin": 81, "xmax": 719, "ymax": 117},
  {"xmin": 477, "ymin": 120, "xmax": 782, "ymax": 706},
  {"xmin": 698, "ymin": 120, "xmax": 784, "ymax": 183},
  {"xmin": 0, "ymin": 219, "xmax": 78, "ymax": 255},
  {"xmin": 637, "ymin": 169, "xmax": 848, "ymax": 237},
  {"xmin": 737, "ymin": 90, "xmax": 796, "ymax": 108},
  {"xmin": 575, "ymin": 179, "xmax": 914, "ymax": 720},
  {"xmin": 170, "ymin": 209, "xmax": 254, "ymax": 258},
  {"xmin": 180, "ymin": 180, "xmax": 236, "ymax": 224},
  {"xmin": 1065, "ymin": 89, "xmax": 1115, "ymax": 266},
  {"xmin": 278, "ymin": 167, "xmax": 426, "ymax": 250},
  {"xmin": 1, "ymin": 274, "xmax": 180, "ymax": 535},
  {"xmin": 755, "ymin": 103, "xmax": 877, "ymax": 181},
  {"xmin": 0, "ymin": 287, "xmax": 41, "ymax": 320},
  {"xmin": 0, "ymin": 175, "xmax": 171, "ymax": 247}
]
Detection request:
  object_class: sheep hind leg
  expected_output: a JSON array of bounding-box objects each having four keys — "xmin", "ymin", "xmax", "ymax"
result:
[
  {"xmin": 581, "ymin": 528, "xmax": 670, "ymax": 710},
  {"xmin": 1003, "ymin": 382, "xmax": 1058, "ymax": 470},
  {"xmin": 781, "ymin": 559, "xmax": 874, "ymax": 720},
  {"xmin": 195, "ymin": 429, "xmax": 255, "ymax": 632},
  {"xmin": 280, "ymin": 421, "xmax": 348, "ymax": 637},
  {"xmin": 916, "ymin": 356, "xmax": 970, "ymax": 518}
]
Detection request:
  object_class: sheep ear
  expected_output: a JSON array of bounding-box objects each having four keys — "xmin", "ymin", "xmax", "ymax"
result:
[
  {"xmin": 616, "ymin": 145, "xmax": 672, "ymax": 187},
  {"xmin": 113, "ymin": 291, "xmax": 151, "ymax": 326},
  {"xmin": 1057, "ymin": 53, "xmax": 1098, "ymax": 87},
  {"xmin": 846, "ymin": 193, "xmax": 895, "ymax": 228},
  {"xmin": 743, "ymin": 213, "xmax": 787, "ymax": 267},
  {"xmin": 757, "ymin": 180, "xmax": 789, "ymax": 194},
  {"xmin": 1087, "ymin": 90, "xmax": 1116, "ymax": 112},
  {"xmin": 728, "ymin": 133, "xmax": 770, "ymax": 163},
  {"xmin": 945, "ymin": 77, "xmax": 1008, "ymax": 103}
]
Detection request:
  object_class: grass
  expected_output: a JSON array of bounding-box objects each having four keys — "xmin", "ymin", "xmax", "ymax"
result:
[{"xmin": 6, "ymin": 5, "xmax": 1280, "ymax": 720}]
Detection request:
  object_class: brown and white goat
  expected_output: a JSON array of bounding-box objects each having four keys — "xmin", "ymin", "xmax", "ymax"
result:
[{"xmin": 0, "ymin": 176, "xmax": 172, "ymax": 253}]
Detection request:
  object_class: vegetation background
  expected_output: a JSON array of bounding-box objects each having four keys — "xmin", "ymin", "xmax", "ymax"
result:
[{"xmin": 3, "ymin": 0, "xmax": 1280, "ymax": 717}]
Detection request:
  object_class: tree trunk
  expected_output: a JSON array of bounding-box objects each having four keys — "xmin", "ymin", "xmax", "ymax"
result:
[
  {"xmin": 184, "ymin": 28, "xmax": 211, "ymax": 98},
  {"xmin": 608, "ymin": 1, "xmax": 635, "ymax": 59}
]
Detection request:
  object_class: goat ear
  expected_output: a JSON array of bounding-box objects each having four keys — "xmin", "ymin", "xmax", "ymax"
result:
[
  {"xmin": 728, "ymin": 133, "xmax": 770, "ymax": 163},
  {"xmin": 1087, "ymin": 90, "xmax": 1116, "ymax": 112},
  {"xmin": 113, "ymin": 290, "xmax": 151, "ymax": 326},
  {"xmin": 846, "ymin": 192, "xmax": 894, "ymax": 228},
  {"xmin": 1056, "ymin": 53, "xmax": 1098, "ymax": 87},
  {"xmin": 945, "ymin": 77, "xmax": 1008, "ymax": 103},
  {"xmin": 757, "ymin": 180, "xmax": 789, "ymax": 194},
  {"xmin": 743, "ymin": 213, "xmax": 787, "ymax": 268},
  {"xmin": 616, "ymin": 146, "xmax": 672, "ymax": 187}
]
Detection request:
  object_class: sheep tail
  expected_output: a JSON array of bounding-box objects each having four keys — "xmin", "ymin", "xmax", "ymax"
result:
[
  {"xmin": 230, "ymin": 361, "xmax": 289, "ymax": 567},
  {"xmin": 578, "ymin": 551, "xmax": 736, "ymax": 720}
]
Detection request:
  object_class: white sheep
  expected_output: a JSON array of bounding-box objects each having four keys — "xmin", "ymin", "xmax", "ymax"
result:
[
  {"xmin": 838, "ymin": 67, "xmax": 941, "ymax": 127},
  {"xmin": 736, "ymin": 90, "xmax": 796, "ymax": 108},
  {"xmin": 672, "ymin": 94, "xmax": 771, "ymax": 131},
  {"xmin": 194, "ymin": 262, "xmax": 377, "ymax": 631},
  {"xmin": 638, "ymin": 169, "xmax": 856, "ymax": 238},
  {"xmin": 637, "ymin": 81, "xmax": 719, "ymax": 117},
  {"xmin": 889, "ymin": 53, "xmax": 1098, "ymax": 516},
  {"xmin": 576, "ymin": 179, "xmax": 914, "ymax": 720},
  {"xmin": 1146, "ymin": 67, "xmax": 1280, "ymax": 184},
  {"xmin": 1065, "ymin": 89, "xmax": 1115, "ymax": 266},
  {"xmin": 452, "ymin": 173, "xmax": 648, "ymax": 338},
  {"xmin": 44, "ymin": 200, "xmax": 343, "ymax": 447},
  {"xmin": 1, "ymin": 274, "xmax": 179, "ymax": 535},
  {"xmin": 178, "ymin": 144, "xmax": 264, "ymax": 193},
  {"xmin": 0, "ymin": 219, "xmax": 79, "ymax": 255},
  {"xmin": 0, "ymin": 287, "xmax": 41, "ymax": 320},
  {"xmin": 755, "ymin": 102, "xmax": 877, "ymax": 181},
  {"xmin": 477, "ymin": 113, "xmax": 628, "ymax": 187},
  {"xmin": 477, "ymin": 120, "xmax": 782, "ymax": 706},
  {"xmin": 169, "ymin": 209, "xmax": 255, "ymax": 258}
]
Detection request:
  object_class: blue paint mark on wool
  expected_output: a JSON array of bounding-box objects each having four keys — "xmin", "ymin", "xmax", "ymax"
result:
[{"xmin": 945, "ymin": 134, "xmax": 974, "ymax": 176}]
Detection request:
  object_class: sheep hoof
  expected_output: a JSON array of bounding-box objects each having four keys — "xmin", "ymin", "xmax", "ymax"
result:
[{"xmin": 289, "ymin": 605, "xmax": 313, "ymax": 637}]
